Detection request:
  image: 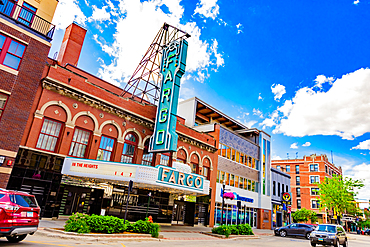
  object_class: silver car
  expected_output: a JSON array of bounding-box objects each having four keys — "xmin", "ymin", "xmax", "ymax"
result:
[{"xmin": 310, "ymin": 224, "xmax": 348, "ymax": 247}]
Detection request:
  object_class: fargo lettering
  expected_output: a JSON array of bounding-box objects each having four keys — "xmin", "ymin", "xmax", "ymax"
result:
[{"xmin": 157, "ymin": 166, "xmax": 203, "ymax": 190}]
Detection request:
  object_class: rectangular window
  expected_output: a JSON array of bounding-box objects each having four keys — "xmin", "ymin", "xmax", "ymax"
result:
[
  {"xmin": 0, "ymin": 34, "xmax": 26, "ymax": 70},
  {"xmin": 243, "ymin": 178, "xmax": 248, "ymax": 190},
  {"xmin": 282, "ymin": 183, "xmax": 285, "ymax": 194},
  {"xmin": 286, "ymin": 165, "xmax": 290, "ymax": 172},
  {"xmin": 231, "ymin": 148, "xmax": 235, "ymax": 161},
  {"xmin": 236, "ymin": 151, "xmax": 240, "ymax": 163},
  {"xmin": 216, "ymin": 170, "xmax": 220, "ymax": 182},
  {"xmin": 273, "ymin": 181, "xmax": 276, "ymax": 196},
  {"xmin": 248, "ymin": 180, "xmax": 252, "ymax": 191},
  {"xmin": 295, "ymin": 165, "xmax": 300, "ymax": 174},
  {"xmin": 277, "ymin": 165, "xmax": 281, "ymax": 170},
  {"xmin": 239, "ymin": 177, "xmax": 243, "ymax": 188},
  {"xmin": 325, "ymin": 165, "xmax": 328, "ymax": 173},
  {"xmin": 296, "ymin": 176, "xmax": 300, "ymax": 186},
  {"xmin": 286, "ymin": 185, "xmax": 288, "ymax": 193},
  {"xmin": 96, "ymin": 136, "xmax": 115, "ymax": 161},
  {"xmin": 142, "ymin": 152, "xmax": 153, "ymax": 166},
  {"xmin": 278, "ymin": 182, "xmax": 280, "ymax": 196},
  {"xmin": 0, "ymin": 93, "xmax": 9, "ymax": 121},
  {"xmin": 230, "ymin": 174, "xmax": 235, "ymax": 186},
  {"xmin": 226, "ymin": 146, "xmax": 231, "ymax": 159},
  {"xmin": 252, "ymin": 181, "xmax": 256, "ymax": 192},
  {"xmin": 310, "ymin": 176, "xmax": 320, "ymax": 184},
  {"xmin": 225, "ymin": 172, "xmax": 229, "ymax": 185},
  {"xmin": 203, "ymin": 167, "xmax": 209, "ymax": 180},
  {"xmin": 312, "ymin": 200, "xmax": 319, "ymax": 209},
  {"xmin": 36, "ymin": 118, "xmax": 62, "ymax": 152},
  {"xmin": 310, "ymin": 164, "xmax": 319, "ymax": 172},
  {"xmin": 296, "ymin": 187, "xmax": 301, "ymax": 197},
  {"xmin": 68, "ymin": 128, "xmax": 91, "ymax": 158},
  {"xmin": 235, "ymin": 176, "xmax": 239, "ymax": 188},
  {"xmin": 160, "ymin": 153, "xmax": 170, "ymax": 166},
  {"xmin": 18, "ymin": 2, "xmax": 37, "ymax": 27},
  {"xmin": 311, "ymin": 188, "xmax": 319, "ymax": 195},
  {"xmin": 297, "ymin": 199, "xmax": 301, "ymax": 209},
  {"xmin": 220, "ymin": 171, "xmax": 225, "ymax": 183}
]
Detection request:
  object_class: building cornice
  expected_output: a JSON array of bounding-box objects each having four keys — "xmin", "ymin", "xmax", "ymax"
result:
[{"xmin": 42, "ymin": 76, "xmax": 155, "ymax": 130}]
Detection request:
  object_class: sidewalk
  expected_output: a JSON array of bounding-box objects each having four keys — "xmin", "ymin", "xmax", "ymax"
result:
[{"xmin": 39, "ymin": 218, "xmax": 273, "ymax": 240}]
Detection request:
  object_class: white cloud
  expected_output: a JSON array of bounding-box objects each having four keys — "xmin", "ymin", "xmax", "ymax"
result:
[
  {"xmin": 94, "ymin": 0, "xmax": 224, "ymax": 87},
  {"xmin": 353, "ymin": 0, "xmax": 360, "ymax": 5},
  {"xmin": 271, "ymin": 83, "xmax": 286, "ymax": 101},
  {"xmin": 88, "ymin": 5, "xmax": 111, "ymax": 23},
  {"xmin": 351, "ymin": 139, "xmax": 370, "ymax": 150},
  {"xmin": 263, "ymin": 68, "xmax": 370, "ymax": 140},
  {"xmin": 290, "ymin": 142, "xmax": 298, "ymax": 149},
  {"xmin": 302, "ymin": 142, "xmax": 311, "ymax": 147},
  {"xmin": 194, "ymin": 0, "xmax": 220, "ymax": 20},
  {"xmin": 258, "ymin": 93, "xmax": 263, "ymax": 100},
  {"xmin": 53, "ymin": 0, "xmax": 87, "ymax": 30},
  {"xmin": 253, "ymin": 108, "xmax": 263, "ymax": 118},
  {"xmin": 314, "ymin": 75, "xmax": 334, "ymax": 89},
  {"xmin": 272, "ymin": 155, "xmax": 282, "ymax": 160},
  {"xmin": 344, "ymin": 162, "xmax": 370, "ymax": 204},
  {"xmin": 236, "ymin": 23, "xmax": 243, "ymax": 34}
]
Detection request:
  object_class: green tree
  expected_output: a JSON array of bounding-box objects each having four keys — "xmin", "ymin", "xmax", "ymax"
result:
[
  {"xmin": 292, "ymin": 208, "xmax": 317, "ymax": 223},
  {"xmin": 317, "ymin": 175, "xmax": 364, "ymax": 224}
]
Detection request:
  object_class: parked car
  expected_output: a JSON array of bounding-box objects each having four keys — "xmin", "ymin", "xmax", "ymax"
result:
[
  {"xmin": 310, "ymin": 224, "xmax": 348, "ymax": 247},
  {"xmin": 0, "ymin": 188, "xmax": 40, "ymax": 243},
  {"xmin": 274, "ymin": 223, "xmax": 315, "ymax": 239}
]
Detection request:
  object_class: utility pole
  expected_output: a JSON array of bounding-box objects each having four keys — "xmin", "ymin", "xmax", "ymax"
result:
[
  {"xmin": 124, "ymin": 180, "xmax": 133, "ymax": 224},
  {"xmin": 221, "ymin": 181, "xmax": 225, "ymax": 225}
]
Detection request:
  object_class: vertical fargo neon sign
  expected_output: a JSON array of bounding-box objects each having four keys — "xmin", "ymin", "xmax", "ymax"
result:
[{"xmin": 149, "ymin": 39, "xmax": 188, "ymax": 152}]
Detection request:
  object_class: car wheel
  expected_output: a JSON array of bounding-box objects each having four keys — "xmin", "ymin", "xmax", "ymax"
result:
[
  {"xmin": 280, "ymin": 230, "xmax": 287, "ymax": 237},
  {"xmin": 311, "ymin": 243, "xmax": 316, "ymax": 247},
  {"xmin": 306, "ymin": 232, "xmax": 311, "ymax": 240},
  {"xmin": 334, "ymin": 239, "xmax": 340, "ymax": 247},
  {"xmin": 6, "ymin": 234, "xmax": 27, "ymax": 243},
  {"xmin": 342, "ymin": 239, "xmax": 348, "ymax": 247}
]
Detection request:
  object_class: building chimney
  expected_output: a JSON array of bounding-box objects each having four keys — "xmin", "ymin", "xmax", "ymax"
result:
[{"xmin": 57, "ymin": 23, "xmax": 87, "ymax": 67}]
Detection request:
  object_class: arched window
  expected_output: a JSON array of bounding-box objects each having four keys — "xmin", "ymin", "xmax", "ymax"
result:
[
  {"xmin": 190, "ymin": 153, "xmax": 199, "ymax": 174},
  {"xmin": 176, "ymin": 148, "xmax": 187, "ymax": 164},
  {"xmin": 121, "ymin": 133, "xmax": 138, "ymax": 163},
  {"xmin": 160, "ymin": 153, "xmax": 170, "ymax": 166},
  {"xmin": 141, "ymin": 139, "xmax": 153, "ymax": 166},
  {"xmin": 97, "ymin": 136, "xmax": 115, "ymax": 161}
]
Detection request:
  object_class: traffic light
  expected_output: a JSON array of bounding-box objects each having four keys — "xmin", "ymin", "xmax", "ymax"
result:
[{"xmin": 128, "ymin": 180, "xmax": 133, "ymax": 192}]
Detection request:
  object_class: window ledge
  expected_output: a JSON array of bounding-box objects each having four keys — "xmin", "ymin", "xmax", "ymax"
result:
[{"xmin": 0, "ymin": 64, "xmax": 18, "ymax": 76}]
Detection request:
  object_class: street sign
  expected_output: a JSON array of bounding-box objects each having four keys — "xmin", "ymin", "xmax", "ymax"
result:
[{"xmin": 282, "ymin": 192, "xmax": 291, "ymax": 202}]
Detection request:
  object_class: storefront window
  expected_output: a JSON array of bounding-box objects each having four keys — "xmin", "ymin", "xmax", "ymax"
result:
[
  {"xmin": 68, "ymin": 128, "xmax": 91, "ymax": 158},
  {"xmin": 121, "ymin": 133, "xmax": 138, "ymax": 163},
  {"xmin": 97, "ymin": 136, "xmax": 115, "ymax": 161}
]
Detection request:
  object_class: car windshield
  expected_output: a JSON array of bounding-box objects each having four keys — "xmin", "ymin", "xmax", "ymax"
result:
[{"xmin": 317, "ymin": 225, "xmax": 336, "ymax": 233}]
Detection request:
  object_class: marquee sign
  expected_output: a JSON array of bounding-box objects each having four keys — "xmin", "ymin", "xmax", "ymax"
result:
[
  {"xmin": 62, "ymin": 158, "xmax": 209, "ymax": 194},
  {"xmin": 156, "ymin": 165, "xmax": 204, "ymax": 191},
  {"xmin": 149, "ymin": 39, "xmax": 188, "ymax": 153}
]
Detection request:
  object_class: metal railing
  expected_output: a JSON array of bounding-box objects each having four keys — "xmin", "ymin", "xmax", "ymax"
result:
[{"xmin": 0, "ymin": 0, "xmax": 55, "ymax": 40}]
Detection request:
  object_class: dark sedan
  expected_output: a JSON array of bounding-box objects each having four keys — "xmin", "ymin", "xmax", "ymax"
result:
[
  {"xmin": 310, "ymin": 224, "xmax": 348, "ymax": 247},
  {"xmin": 274, "ymin": 223, "xmax": 315, "ymax": 239}
]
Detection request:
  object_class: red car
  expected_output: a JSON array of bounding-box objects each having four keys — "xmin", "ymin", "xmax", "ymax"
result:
[{"xmin": 0, "ymin": 188, "xmax": 40, "ymax": 243}]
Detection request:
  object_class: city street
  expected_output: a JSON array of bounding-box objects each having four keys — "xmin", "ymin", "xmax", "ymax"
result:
[{"xmin": 0, "ymin": 233, "xmax": 368, "ymax": 247}]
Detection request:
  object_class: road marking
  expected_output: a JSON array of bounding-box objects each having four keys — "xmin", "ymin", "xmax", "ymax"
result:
[
  {"xmin": 121, "ymin": 244, "xmax": 126, "ymax": 247},
  {"xmin": 26, "ymin": 241, "xmax": 74, "ymax": 247}
]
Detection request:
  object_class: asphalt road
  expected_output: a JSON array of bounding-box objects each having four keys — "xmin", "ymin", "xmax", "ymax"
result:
[{"xmin": 0, "ymin": 233, "xmax": 369, "ymax": 247}]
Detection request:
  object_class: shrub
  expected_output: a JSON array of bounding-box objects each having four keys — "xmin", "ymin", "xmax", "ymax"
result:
[
  {"xmin": 212, "ymin": 224, "xmax": 231, "ymax": 238},
  {"xmin": 86, "ymin": 215, "xmax": 128, "ymax": 234},
  {"xmin": 211, "ymin": 224, "xmax": 254, "ymax": 238},
  {"xmin": 64, "ymin": 213, "xmax": 90, "ymax": 233},
  {"xmin": 237, "ymin": 223, "xmax": 254, "ymax": 235}
]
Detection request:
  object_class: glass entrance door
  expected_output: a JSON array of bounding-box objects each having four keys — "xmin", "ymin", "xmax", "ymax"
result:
[{"xmin": 172, "ymin": 201, "xmax": 186, "ymax": 225}]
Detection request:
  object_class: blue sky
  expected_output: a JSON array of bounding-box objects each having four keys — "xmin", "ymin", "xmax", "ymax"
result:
[{"xmin": 50, "ymin": 0, "xmax": 370, "ymax": 203}]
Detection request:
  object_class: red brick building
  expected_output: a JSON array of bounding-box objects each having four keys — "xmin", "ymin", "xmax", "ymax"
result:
[
  {"xmin": 272, "ymin": 154, "xmax": 342, "ymax": 223},
  {"xmin": 8, "ymin": 23, "xmax": 218, "ymax": 226},
  {"xmin": 0, "ymin": 0, "xmax": 58, "ymax": 188}
]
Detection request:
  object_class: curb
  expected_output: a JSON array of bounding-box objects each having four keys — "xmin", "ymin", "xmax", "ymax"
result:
[
  {"xmin": 200, "ymin": 232, "xmax": 260, "ymax": 240},
  {"xmin": 35, "ymin": 228, "xmax": 161, "ymax": 242}
]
